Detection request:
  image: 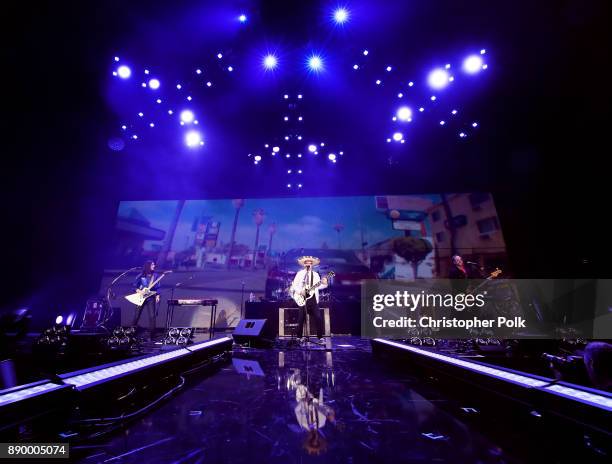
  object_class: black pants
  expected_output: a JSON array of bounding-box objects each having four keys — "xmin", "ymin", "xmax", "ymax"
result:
[
  {"xmin": 296, "ymin": 296, "xmax": 324, "ymax": 338},
  {"xmin": 132, "ymin": 297, "xmax": 157, "ymax": 338}
]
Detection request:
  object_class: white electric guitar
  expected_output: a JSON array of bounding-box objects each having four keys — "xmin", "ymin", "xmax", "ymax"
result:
[
  {"xmin": 125, "ymin": 271, "xmax": 172, "ymax": 306},
  {"xmin": 292, "ymin": 271, "xmax": 335, "ymax": 307}
]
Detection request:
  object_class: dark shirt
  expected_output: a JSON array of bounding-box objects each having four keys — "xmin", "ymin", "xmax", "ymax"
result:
[
  {"xmin": 134, "ymin": 273, "xmax": 160, "ymax": 292},
  {"xmin": 449, "ymin": 265, "xmax": 470, "ymax": 294}
]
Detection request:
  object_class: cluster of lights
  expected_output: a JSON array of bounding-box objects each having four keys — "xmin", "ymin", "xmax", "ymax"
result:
[{"xmin": 249, "ymin": 93, "xmax": 345, "ymax": 188}]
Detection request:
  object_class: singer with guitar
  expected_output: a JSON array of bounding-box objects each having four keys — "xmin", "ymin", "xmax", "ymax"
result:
[
  {"xmin": 130, "ymin": 261, "xmax": 167, "ymax": 340},
  {"xmin": 290, "ymin": 256, "xmax": 332, "ymax": 342}
]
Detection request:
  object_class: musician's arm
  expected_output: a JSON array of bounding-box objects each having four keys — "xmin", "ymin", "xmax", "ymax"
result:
[
  {"xmin": 318, "ymin": 273, "xmax": 328, "ymax": 289},
  {"xmin": 290, "ymin": 271, "xmax": 302, "ymax": 295}
]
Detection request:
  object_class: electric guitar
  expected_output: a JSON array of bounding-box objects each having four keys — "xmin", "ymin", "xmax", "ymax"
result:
[
  {"xmin": 125, "ymin": 271, "xmax": 172, "ymax": 306},
  {"xmin": 292, "ymin": 271, "xmax": 335, "ymax": 307}
]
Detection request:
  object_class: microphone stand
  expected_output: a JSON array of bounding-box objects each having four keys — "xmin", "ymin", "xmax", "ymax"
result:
[{"xmin": 102, "ymin": 266, "xmax": 141, "ymax": 332}]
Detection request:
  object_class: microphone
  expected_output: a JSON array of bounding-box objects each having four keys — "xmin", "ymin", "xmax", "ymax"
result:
[{"xmin": 466, "ymin": 261, "xmax": 479, "ymax": 266}]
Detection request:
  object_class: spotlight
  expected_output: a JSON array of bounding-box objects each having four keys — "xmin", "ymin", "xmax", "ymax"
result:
[
  {"xmin": 121, "ymin": 125, "xmax": 127, "ymax": 130},
  {"xmin": 180, "ymin": 109, "xmax": 195, "ymax": 124},
  {"xmin": 408, "ymin": 81, "xmax": 414, "ymax": 87},
  {"xmin": 206, "ymin": 81, "xmax": 212, "ymax": 87},
  {"xmin": 148, "ymin": 78, "xmax": 160, "ymax": 89},
  {"xmin": 297, "ymin": 94, "xmax": 303, "ymax": 99},
  {"xmin": 463, "ymin": 54, "xmax": 484, "ymax": 74},
  {"xmin": 227, "ymin": 66, "xmax": 234, "ymax": 72},
  {"xmin": 333, "ymin": 7, "xmax": 349, "ymax": 24},
  {"xmin": 451, "ymin": 109, "xmax": 457, "ymax": 115},
  {"xmin": 308, "ymin": 144, "xmax": 317, "ymax": 153},
  {"xmin": 196, "ymin": 68, "xmax": 202, "ymax": 74},
  {"xmin": 217, "ymin": 53, "xmax": 223, "ymax": 59},
  {"xmin": 328, "ymin": 153, "xmax": 337, "ymax": 161},
  {"xmin": 397, "ymin": 93, "xmax": 403, "ymax": 98},
  {"xmin": 55, "ymin": 315, "xmax": 63, "ymax": 325},
  {"xmin": 117, "ymin": 65, "xmax": 131, "ymax": 79},
  {"xmin": 393, "ymin": 132, "xmax": 403, "ymax": 142},
  {"xmin": 430, "ymin": 95, "xmax": 437, "ymax": 101},
  {"xmin": 284, "ymin": 94, "xmax": 289, "ymax": 99},
  {"xmin": 480, "ymin": 49, "xmax": 486, "ymax": 54},
  {"xmin": 185, "ymin": 130, "xmax": 204, "ymax": 147},
  {"xmin": 307, "ymin": 54, "xmax": 324, "ymax": 72},
  {"xmin": 419, "ymin": 107, "xmax": 424, "ymax": 112},
  {"xmin": 176, "ymin": 84, "xmax": 182, "ymax": 89},
  {"xmin": 254, "ymin": 155, "xmax": 262, "ymax": 161},
  {"xmin": 114, "ymin": 56, "xmax": 120, "ymax": 62},
  {"xmin": 427, "ymin": 68, "xmax": 450, "ymax": 89},
  {"xmin": 397, "ymin": 106, "xmax": 412, "ymax": 122},
  {"xmin": 272, "ymin": 146, "xmax": 280, "ymax": 153},
  {"xmin": 238, "ymin": 14, "xmax": 247, "ymax": 23},
  {"xmin": 472, "ymin": 122, "xmax": 479, "ymax": 127},
  {"xmin": 144, "ymin": 69, "xmax": 150, "ymax": 75},
  {"xmin": 459, "ymin": 132, "xmax": 466, "ymax": 138},
  {"xmin": 363, "ymin": 49, "xmax": 369, "ymax": 56},
  {"xmin": 263, "ymin": 54, "xmax": 278, "ymax": 70},
  {"xmin": 353, "ymin": 64, "xmax": 359, "ymax": 70},
  {"xmin": 149, "ymin": 123, "xmax": 155, "ymax": 128},
  {"xmin": 138, "ymin": 112, "xmax": 144, "ymax": 117},
  {"xmin": 156, "ymin": 98, "xmax": 162, "ymax": 103},
  {"xmin": 168, "ymin": 110, "xmax": 173, "ymax": 115},
  {"xmin": 439, "ymin": 120, "xmax": 445, "ymax": 125},
  {"xmin": 386, "ymin": 66, "xmax": 392, "ymax": 72},
  {"xmin": 375, "ymin": 79, "xmax": 381, "ymax": 85}
]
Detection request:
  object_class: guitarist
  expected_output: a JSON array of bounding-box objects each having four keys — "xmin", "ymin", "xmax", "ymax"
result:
[
  {"xmin": 132, "ymin": 260, "xmax": 161, "ymax": 340},
  {"xmin": 291, "ymin": 256, "xmax": 328, "ymax": 341}
]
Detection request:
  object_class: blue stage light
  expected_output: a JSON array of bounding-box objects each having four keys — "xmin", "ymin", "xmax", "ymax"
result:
[
  {"xmin": 185, "ymin": 130, "xmax": 204, "ymax": 147},
  {"xmin": 180, "ymin": 110, "xmax": 195, "ymax": 124},
  {"xmin": 397, "ymin": 106, "xmax": 412, "ymax": 122},
  {"xmin": 148, "ymin": 78, "xmax": 160, "ymax": 89},
  {"xmin": 117, "ymin": 65, "xmax": 131, "ymax": 79},
  {"xmin": 393, "ymin": 132, "xmax": 403, "ymax": 142},
  {"xmin": 238, "ymin": 14, "xmax": 247, "ymax": 23},
  {"xmin": 307, "ymin": 54, "xmax": 324, "ymax": 72},
  {"xmin": 263, "ymin": 54, "xmax": 278, "ymax": 70},
  {"xmin": 428, "ymin": 68, "xmax": 450, "ymax": 89},
  {"xmin": 463, "ymin": 54, "xmax": 484, "ymax": 74},
  {"xmin": 328, "ymin": 153, "xmax": 337, "ymax": 161},
  {"xmin": 333, "ymin": 7, "xmax": 349, "ymax": 24},
  {"xmin": 308, "ymin": 144, "xmax": 317, "ymax": 153},
  {"xmin": 254, "ymin": 155, "xmax": 262, "ymax": 162}
]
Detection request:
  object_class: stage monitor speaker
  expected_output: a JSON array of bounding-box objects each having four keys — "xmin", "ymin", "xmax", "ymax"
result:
[{"xmin": 233, "ymin": 319, "xmax": 268, "ymax": 345}]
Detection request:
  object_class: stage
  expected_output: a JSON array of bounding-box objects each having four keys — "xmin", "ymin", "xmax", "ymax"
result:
[{"xmin": 44, "ymin": 336, "xmax": 605, "ymax": 463}]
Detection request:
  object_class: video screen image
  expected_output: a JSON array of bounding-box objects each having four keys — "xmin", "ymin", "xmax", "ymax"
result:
[{"xmin": 101, "ymin": 193, "xmax": 507, "ymax": 328}]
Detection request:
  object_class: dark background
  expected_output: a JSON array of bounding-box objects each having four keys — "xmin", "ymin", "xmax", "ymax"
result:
[{"xmin": 1, "ymin": 0, "xmax": 609, "ymax": 320}]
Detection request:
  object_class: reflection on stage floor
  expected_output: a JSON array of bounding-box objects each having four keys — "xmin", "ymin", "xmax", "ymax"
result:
[{"xmin": 76, "ymin": 337, "xmax": 523, "ymax": 463}]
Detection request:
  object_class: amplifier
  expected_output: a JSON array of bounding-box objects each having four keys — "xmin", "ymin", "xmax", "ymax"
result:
[{"xmin": 278, "ymin": 307, "xmax": 330, "ymax": 337}]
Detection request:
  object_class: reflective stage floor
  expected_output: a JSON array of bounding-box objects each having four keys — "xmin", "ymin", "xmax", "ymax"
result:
[{"xmin": 73, "ymin": 337, "xmax": 546, "ymax": 464}]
